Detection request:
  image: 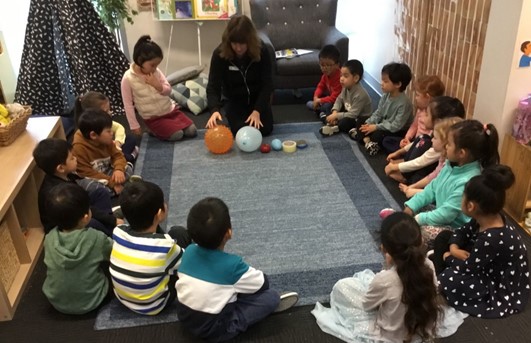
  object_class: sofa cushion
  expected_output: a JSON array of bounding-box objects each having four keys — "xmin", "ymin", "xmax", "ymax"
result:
[
  {"xmin": 276, "ymin": 50, "xmax": 321, "ymax": 76},
  {"xmin": 171, "ymin": 74, "xmax": 208, "ymax": 115},
  {"xmin": 166, "ymin": 65, "xmax": 205, "ymax": 85}
]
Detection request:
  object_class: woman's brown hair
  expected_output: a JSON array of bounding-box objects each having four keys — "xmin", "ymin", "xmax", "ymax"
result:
[{"xmin": 219, "ymin": 15, "xmax": 261, "ymax": 62}]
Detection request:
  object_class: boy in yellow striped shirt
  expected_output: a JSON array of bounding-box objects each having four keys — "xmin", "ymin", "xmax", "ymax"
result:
[{"xmin": 109, "ymin": 181, "xmax": 191, "ymax": 315}]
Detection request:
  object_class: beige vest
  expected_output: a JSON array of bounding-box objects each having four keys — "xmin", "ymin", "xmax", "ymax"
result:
[{"xmin": 124, "ymin": 66, "xmax": 173, "ymax": 119}]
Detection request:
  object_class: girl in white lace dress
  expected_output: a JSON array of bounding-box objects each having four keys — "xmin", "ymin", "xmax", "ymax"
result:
[{"xmin": 312, "ymin": 212, "xmax": 467, "ymax": 343}]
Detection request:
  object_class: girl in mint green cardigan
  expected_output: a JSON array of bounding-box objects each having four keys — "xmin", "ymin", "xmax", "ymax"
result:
[{"xmin": 404, "ymin": 120, "xmax": 500, "ymax": 245}]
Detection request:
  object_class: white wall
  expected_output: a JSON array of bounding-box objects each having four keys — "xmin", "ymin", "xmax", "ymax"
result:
[
  {"xmin": 336, "ymin": 0, "xmax": 398, "ymax": 92},
  {"xmin": 0, "ymin": 0, "xmax": 31, "ymax": 76},
  {"xmin": 474, "ymin": 0, "xmax": 529, "ymax": 142},
  {"xmin": 123, "ymin": 0, "xmax": 230, "ymax": 75}
]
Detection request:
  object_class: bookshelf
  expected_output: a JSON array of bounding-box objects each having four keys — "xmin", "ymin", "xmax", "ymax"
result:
[
  {"xmin": 0, "ymin": 116, "xmax": 65, "ymax": 321},
  {"xmin": 152, "ymin": 1, "xmax": 240, "ymax": 67},
  {"xmin": 501, "ymin": 134, "xmax": 531, "ymax": 233}
]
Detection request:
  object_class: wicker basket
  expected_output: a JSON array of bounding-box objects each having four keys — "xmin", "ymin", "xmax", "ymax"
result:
[{"xmin": 0, "ymin": 106, "xmax": 32, "ymax": 146}]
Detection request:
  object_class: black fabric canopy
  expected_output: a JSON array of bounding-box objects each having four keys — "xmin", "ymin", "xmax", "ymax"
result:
[{"xmin": 15, "ymin": 0, "xmax": 129, "ymax": 116}]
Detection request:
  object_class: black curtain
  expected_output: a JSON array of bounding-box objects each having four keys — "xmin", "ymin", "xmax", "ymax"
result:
[{"xmin": 15, "ymin": 0, "xmax": 129, "ymax": 116}]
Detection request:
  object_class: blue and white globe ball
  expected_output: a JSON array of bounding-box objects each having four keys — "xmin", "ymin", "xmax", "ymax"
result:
[{"xmin": 235, "ymin": 126, "xmax": 263, "ymax": 152}]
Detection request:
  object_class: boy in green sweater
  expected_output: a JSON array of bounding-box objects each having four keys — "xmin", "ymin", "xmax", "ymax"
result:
[
  {"xmin": 351, "ymin": 62, "xmax": 414, "ymax": 156},
  {"xmin": 42, "ymin": 183, "xmax": 113, "ymax": 314}
]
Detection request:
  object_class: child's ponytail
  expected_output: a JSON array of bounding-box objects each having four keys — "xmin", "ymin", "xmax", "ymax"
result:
[
  {"xmin": 73, "ymin": 92, "xmax": 108, "ymax": 128},
  {"xmin": 482, "ymin": 123, "xmax": 500, "ymax": 167},
  {"xmin": 450, "ymin": 120, "xmax": 500, "ymax": 168},
  {"xmin": 380, "ymin": 213, "xmax": 439, "ymax": 340},
  {"xmin": 464, "ymin": 164, "xmax": 515, "ymax": 214}
]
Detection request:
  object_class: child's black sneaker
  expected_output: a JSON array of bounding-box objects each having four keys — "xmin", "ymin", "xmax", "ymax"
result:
[
  {"xmin": 274, "ymin": 292, "xmax": 299, "ymax": 313},
  {"xmin": 319, "ymin": 125, "xmax": 339, "ymax": 137},
  {"xmin": 319, "ymin": 112, "xmax": 328, "ymax": 124}
]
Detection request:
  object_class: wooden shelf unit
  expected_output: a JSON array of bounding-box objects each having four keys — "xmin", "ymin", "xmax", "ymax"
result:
[
  {"xmin": 0, "ymin": 116, "xmax": 64, "ymax": 321},
  {"xmin": 500, "ymin": 134, "xmax": 531, "ymax": 231}
]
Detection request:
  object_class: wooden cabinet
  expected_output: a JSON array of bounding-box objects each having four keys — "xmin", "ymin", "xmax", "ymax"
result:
[
  {"xmin": 501, "ymin": 134, "xmax": 531, "ymax": 232},
  {"xmin": 0, "ymin": 116, "xmax": 64, "ymax": 321}
]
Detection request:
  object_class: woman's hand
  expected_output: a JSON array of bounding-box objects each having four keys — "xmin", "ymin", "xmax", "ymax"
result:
[
  {"xmin": 131, "ymin": 128, "xmax": 143, "ymax": 136},
  {"xmin": 206, "ymin": 112, "xmax": 222, "ymax": 129},
  {"xmin": 144, "ymin": 73, "xmax": 162, "ymax": 92},
  {"xmin": 245, "ymin": 110, "xmax": 263, "ymax": 129}
]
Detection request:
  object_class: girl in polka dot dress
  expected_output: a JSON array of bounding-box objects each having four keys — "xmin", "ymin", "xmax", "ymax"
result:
[{"xmin": 435, "ymin": 165, "xmax": 530, "ymax": 318}]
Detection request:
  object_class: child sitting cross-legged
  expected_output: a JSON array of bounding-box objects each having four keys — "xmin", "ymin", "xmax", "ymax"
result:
[
  {"xmin": 312, "ymin": 212, "xmax": 467, "ymax": 342},
  {"xmin": 74, "ymin": 91, "xmax": 139, "ymax": 163},
  {"xmin": 398, "ymin": 116, "xmax": 464, "ymax": 198},
  {"xmin": 42, "ymin": 183, "xmax": 113, "ymax": 314},
  {"xmin": 176, "ymin": 197, "xmax": 299, "ymax": 342},
  {"xmin": 433, "ymin": 165, "xmax": 530, "ymax": 318},
  {"xmin": 110, "ymin": 181, "xmax": 191, "ymax": 315},
  {"xmin": 306, "ymin": 44, "xmax": 342, "ymax": 121},
  {"xmin": 351, "ymin": 62, "xmax": 414, "ymax": 156},
  {"xmin": 404, "ymin": 120, "xmax": 500, "ymax": 247},
  {"xmin": 72, "ymin": 109, "xmax": 137, "ymax": 196},
  {"xmin": 33, "ymin": 138, "xmax": 122, "ymax": 236},
  {"xmin": 319, "ymin": 59, "xmax": 372, "ymax": 136}
]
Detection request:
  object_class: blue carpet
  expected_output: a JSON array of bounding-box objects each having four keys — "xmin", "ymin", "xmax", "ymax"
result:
[{"xmin": 95, "ymin": 122, "xmax": 400, "ymax": 330}]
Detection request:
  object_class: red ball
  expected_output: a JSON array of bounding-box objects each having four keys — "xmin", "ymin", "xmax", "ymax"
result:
[
  {"xmin": 205, "ymin": 126, "xmax": 234, "ymax": 154},
  {"xmin": 260, "ymin": 143, "xmax": 271, "ymax": 153}
]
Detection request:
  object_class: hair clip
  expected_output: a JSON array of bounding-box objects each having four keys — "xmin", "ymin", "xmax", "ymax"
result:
[{"xmin": 483, "ymin": 124, "xmax": 491, "ymax": 136}]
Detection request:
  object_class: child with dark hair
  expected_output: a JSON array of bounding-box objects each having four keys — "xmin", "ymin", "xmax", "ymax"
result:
[
  {"xmin": 74, "ymin": 91, "xmax": 139, "ymax": 163},
  {"xmin": 319, "ymin": 59, "xmax": 372, "ymax": 136},
  {"xmin": 434, "ymin": 165, "xmax": 530, "ymax": 318},
  {"xmin": 72, "ymin": 109, "xmax": 135, "ymax": 195},
  {"xmin": 312, "ymin": 212, "xmax": 466, "ymax": 342},
  {"xmin": 404, "ymin": 120, "xmax": 500, "ymax": 245},
  {"xmin": 122, "ymin": 35, "xmax": 197, "ymax": 141},
  {"xmin": 33, "ymin": 138, "xmax": 121, "ymax": 235},
  {"xmin": 42, "ymin": 183, "xmax": 113, "ymax": 314},
  {"xmin": 176, "ymin": 197, "xmax": 299, "ymax": 341},
  {"xmin": 351, "ymin": 62, "xmax": 414, "ymax": 156},
  {"xmin": 110, "ymin": 181, "xmax": 191, "ymax": 315},
  {"xmin": 306, "ymin": 44, "xmax": 342, "ymax": 120},
  {"xmin": 385, "ymin": 96, "xmax": 466, "ymax": 185},
  {"xmin": 382, "ymin": 75, "xmax": 445, "ymax": 153}
]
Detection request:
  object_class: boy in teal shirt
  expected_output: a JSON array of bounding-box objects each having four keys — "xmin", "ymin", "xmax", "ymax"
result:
[{"xmin": 42, "ymin": 183, "xmax": 113, "ymax": 314}]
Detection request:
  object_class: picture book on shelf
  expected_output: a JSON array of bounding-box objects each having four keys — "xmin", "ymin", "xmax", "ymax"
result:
[
  {"xmin": 275, "ymin": 48, "xmax": 312, "ymax": 59},
  {"xmin": 174, "ymin": 0, "xmax": 193, "ymax": 19},
  {"xmin": 156, "ymin": 0, "xmax": 174, "ymax": 19}
]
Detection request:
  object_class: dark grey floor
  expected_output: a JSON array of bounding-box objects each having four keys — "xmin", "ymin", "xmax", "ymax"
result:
[{"xmin": 2, "ymin": 85, "xmax": 530, "ymax": 343}]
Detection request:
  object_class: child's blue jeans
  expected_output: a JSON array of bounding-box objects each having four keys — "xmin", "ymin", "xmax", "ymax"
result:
[
  {"xmin": 306, "ymin": 100, "xmax": 333, "ymax": 116},
  {"xmin": 206, "ymin": 289, "xmax": 280, "ymax": 342}
]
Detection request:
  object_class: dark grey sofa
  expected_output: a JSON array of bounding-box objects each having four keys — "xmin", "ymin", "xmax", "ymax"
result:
[{"xmin": 249, "ymin": 0, "xmax": 348, "ymax": 90}]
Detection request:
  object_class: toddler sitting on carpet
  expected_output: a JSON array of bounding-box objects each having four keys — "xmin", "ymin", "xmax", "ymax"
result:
[{"xmin": 176, "ymin": 197, "xmax": 299, "ymax": 342}]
